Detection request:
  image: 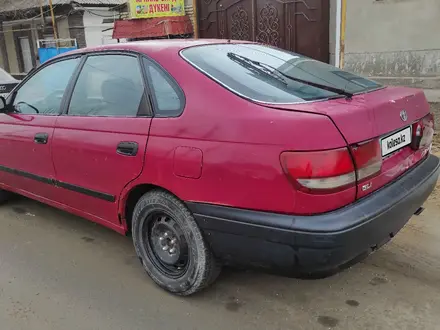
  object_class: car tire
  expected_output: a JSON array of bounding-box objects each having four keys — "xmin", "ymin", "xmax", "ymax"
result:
[
  {"xmin": 132, "ymin": 190, "xmax": 221, "ymax": 296},
  {"xmin": 0, "ymin": 189, "xmax": 12, "ymax": 203}
]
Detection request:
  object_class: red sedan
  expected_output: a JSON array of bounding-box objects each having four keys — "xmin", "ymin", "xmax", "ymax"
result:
[{"xmin": 0, "ymin": 40, "xmax": 438, "ymax": 296}]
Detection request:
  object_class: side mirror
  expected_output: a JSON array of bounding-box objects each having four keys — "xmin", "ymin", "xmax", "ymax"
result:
[{"xmin": 0, "ymin": 96, "xmax": 6, "ymax": 112}]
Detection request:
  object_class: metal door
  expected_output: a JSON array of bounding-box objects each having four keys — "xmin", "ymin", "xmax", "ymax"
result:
[{"xmin": 198, "ymin": 0, "xmax": 329, "ymax": 63}]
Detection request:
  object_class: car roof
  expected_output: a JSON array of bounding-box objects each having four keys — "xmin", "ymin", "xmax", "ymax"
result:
[{"xmin": 58, "ymin": 39, "xmax": 253, "ymax": 59}]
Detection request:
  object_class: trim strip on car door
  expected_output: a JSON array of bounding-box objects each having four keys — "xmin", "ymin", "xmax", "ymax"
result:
[
  {"xmin": 56, "ymin": 181, "xmax": 115, "ymax": 202},
  {"xmin": 0, "ymin": 164, "xmax": 116, "ymax": 202},
  {"xmin": 0, "ymin": 164, "xmax": 53, "ymax": 185}
]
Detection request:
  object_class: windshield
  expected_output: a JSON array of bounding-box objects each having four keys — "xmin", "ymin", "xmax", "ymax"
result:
[{"xmin": 181, "ymin": 44, "xmax": 382, "ymax": 104}]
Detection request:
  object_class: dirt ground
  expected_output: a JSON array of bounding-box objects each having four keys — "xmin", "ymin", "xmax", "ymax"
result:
[
  {"xmin": 0, "ymin": 143, "xmax": 440, "ymax": 330},
  {"xmin": 427, "ymin": 99, "xmax": 439, "ymax": 201},
  {"xmin": 430, "ymin": 134, "xmax": 440, "ymax": 202}
]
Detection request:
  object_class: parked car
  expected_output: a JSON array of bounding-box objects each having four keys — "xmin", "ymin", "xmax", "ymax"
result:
[
  {"xmin": 0, "ymin": 40, "xmax": 438, "ymax": 296},
  {"xmin": 0, "ymin": 67, "xmax": 20, "ymax": 99}
]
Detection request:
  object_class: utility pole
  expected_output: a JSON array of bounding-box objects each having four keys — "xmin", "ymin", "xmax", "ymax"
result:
[{"xmin": 48, "ymin": 0, "xmax": 58, "ymax": 40}]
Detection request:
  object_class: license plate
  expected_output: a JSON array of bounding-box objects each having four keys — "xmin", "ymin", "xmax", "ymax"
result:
[{"xmin": 381, "ymin": 126, "xmax": 411, "ymax": 157}]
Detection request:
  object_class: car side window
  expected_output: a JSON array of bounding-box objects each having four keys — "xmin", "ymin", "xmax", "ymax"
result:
[
  {"xmin": 68, "ymin": 55, "xmax": 145, "ymax": 117},
  {"xmin": 143, "ymin": 58, "xmax": 184, "ymax": 117},
  {"xmin": 13, "ymin": 58, "xmax": 80, "ymax": 115}
]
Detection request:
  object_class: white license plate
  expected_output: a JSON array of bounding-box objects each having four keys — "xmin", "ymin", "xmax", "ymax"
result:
[{"xmin": 381, "ymin": 127, "xmax": 412, "ymax": 157}]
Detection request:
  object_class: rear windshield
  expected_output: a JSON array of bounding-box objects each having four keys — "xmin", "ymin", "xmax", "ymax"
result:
[{"xmin": 181, "ymin": 44, "xmax": 382, "ymax": 104}]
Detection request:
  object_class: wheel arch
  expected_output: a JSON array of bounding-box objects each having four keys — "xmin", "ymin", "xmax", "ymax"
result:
[{"xmin": 119, "ymin": 183, "xmax": 182, "ymax": 235}]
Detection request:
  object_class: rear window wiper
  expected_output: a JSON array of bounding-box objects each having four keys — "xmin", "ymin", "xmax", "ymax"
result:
[
  {"xmin": 227, "ymin": 52, "xmax": 288, "ymax": 87},
  {"xmin": 227, "ymin": 53, "xmax": 353, "ymax": 99}
]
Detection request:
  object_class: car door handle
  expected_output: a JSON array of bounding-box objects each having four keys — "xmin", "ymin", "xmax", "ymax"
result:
[
  {"xmin": 34, "ymin": 133, "xmax": 49, "ymax": 144},
  {"xmin": 117, "ymin": 141, "xmax": 138, "ymax": 156}
]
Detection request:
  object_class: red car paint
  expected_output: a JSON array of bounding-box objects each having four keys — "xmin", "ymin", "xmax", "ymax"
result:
[
  {"xmin": 0, "ymin": 40, "xmax": 433, "ymax": 236},
  {"xmin": 267, "ymin": 86, "xmax": 431, "ymax": 202}
]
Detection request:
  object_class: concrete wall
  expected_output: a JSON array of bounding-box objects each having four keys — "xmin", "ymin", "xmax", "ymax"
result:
[
  {"xmin": 57, "ymin": 17, "xmax": 71, "ymax": 39},
  {"xmin": 83, "ymin": 8, "xmax": 118, "ymax": 47},
  {"xmin": 30, "ymin": 21, "xmax": 39, "ymax": 63},
  {"xmin": 4, "ymin": 25, "xmax": 19, "ymax": 74},
  {"xmin": 344, "ymin": 0, "xmax": 440, "ymax": 89},
  {"xmin": 0, "ymin": 22, "xmax": 5, "ymax": 70},
  {"xmin": 184, "ymin": 0, "xmax": 195, "ymax": 28},
  {"xmin": 0, "ymin": 46, "xmax": 4, "ymax": 69}
]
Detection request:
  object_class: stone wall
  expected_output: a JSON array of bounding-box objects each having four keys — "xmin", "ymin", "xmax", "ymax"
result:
[{"xmin": 343, "ymin": 0, "xmax": 440, "ymax": 90}]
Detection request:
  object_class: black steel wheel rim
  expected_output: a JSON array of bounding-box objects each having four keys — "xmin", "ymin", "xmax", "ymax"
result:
[{"xmin": 142, "ymin": 212, "xmax": 190, "ymax": 278}]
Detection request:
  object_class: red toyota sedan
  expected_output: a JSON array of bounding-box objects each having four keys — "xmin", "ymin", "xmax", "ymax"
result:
[{"xmin": 0, "ymin": 40, "xmax": 438, "ymax": 296}]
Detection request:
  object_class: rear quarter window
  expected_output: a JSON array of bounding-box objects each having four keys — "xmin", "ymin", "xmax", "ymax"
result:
[{"xmin": 143, "ymin": 58, "xmax": 184, "ymax": 117}]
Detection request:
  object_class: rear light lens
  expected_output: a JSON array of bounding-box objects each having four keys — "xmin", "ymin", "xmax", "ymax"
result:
[
  {"xmin": 281, "ymin": 140, "xmax": 382, "ymax": 193},
  {"xmin": 411, "ymin": 113, "xmax": 434, "ymax": 151},
  {"xmin": 350, "ymin": 139, "xmax": 382, "ymax": 181},
  {"xmin": 281, "ymin": 148, "xmax": 355, "ymax": 193},
  {"xmin": 411, "ymin": 113, "xmax": 434, "ymax": 150}
]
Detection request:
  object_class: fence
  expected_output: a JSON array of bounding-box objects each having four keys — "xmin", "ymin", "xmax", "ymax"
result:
[{"xmin": 37, "ymin": 39, "xmax": 78, "ymax": 63}]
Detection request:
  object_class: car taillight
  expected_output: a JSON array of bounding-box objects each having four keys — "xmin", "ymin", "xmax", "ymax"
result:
[
  {"xmin": 281, "ymin": 140, "xmax": 382, "ymax": 193},
  {"xmin": 350, "ymin": 139, "xmax": 382, "ymax": 181},
  {"xmin": 411, "ymin": 113, "xmax": 434, "ymax": 151},
  {"xmin": 281, "ymin": 148, "xmax": 356, "ymax": 193}
]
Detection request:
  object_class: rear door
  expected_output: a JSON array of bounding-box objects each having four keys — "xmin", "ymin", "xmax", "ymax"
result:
[
  {"xmin": 51, "ymin": 53, "xmax": 152, "ymax": 225},
  {"xmin": 0, "ymin": 56, "xmax": 81, "ymax": 200}
]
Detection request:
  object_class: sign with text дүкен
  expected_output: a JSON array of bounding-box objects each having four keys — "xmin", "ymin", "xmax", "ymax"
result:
[{"xmin": 130, "ymin": 0, "xmax": 185, "ymax": 18}]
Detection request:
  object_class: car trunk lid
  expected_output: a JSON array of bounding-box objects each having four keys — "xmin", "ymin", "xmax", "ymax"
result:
[{"xmin": 263, "ymin": 87, "xmax": 429, "ymax": 144}]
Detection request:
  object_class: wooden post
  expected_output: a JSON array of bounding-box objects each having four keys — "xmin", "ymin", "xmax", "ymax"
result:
[
  {"xmin": 192, "ymin": 0, "xmax": 199, "ymax": 38},
  {"xmin": 48, "ymin": 0, "xmax": 58, "ymax": 40}
]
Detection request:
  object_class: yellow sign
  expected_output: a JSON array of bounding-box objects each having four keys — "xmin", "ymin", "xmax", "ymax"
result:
[{"xmin": 129, "ymin": 0, "xmax": 185, "ymax": 18}]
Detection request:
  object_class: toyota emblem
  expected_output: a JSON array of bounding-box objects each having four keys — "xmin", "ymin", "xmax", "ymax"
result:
[{"xmin": 400, "ymin": 110, "xmax": 408, "ymax": 122}]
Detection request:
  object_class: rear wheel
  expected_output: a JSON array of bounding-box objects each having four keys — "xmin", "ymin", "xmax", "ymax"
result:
[
  {"xmin": 0, "ymin": 189, "xmax": 12, "ymax": 203},
  {"xmin": 132, "ymin": 190, "xmax": 221, "ymax": 296}
]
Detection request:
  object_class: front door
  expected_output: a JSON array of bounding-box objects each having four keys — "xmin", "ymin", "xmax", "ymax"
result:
[
  {"xmin": 51, "ymin": 53, "xmax": 152, "ymax": 226},
  {"xmin": 0, "ymin": 57, "xmax": 81, "ymax": 200},
  {"xmin": 197, "ymin": 0, "xmax": 329, "ymax": 62}
]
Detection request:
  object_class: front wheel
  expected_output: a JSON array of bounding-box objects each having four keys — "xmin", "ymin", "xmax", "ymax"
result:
[{"xmin": 132, "ymin": 190, "xmax": 221, "ymax": 296}]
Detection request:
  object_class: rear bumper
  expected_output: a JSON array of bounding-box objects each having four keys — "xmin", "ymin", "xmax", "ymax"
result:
[{"xmin": 188, "ymin": 155, "xmax": 440, "ymax": 274}]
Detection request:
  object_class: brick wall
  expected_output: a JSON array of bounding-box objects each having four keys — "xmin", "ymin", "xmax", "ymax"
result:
[{"xmin": 68, "ymin": 11, "xmax": 87, "ymax": 49}]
